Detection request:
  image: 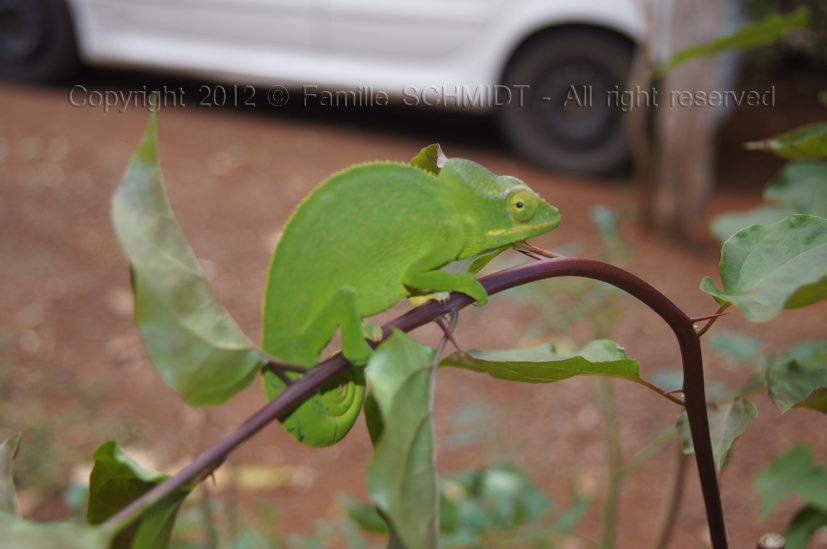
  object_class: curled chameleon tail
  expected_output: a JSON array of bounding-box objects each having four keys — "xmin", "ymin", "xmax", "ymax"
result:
[{"xmin": 262, "ymin": 366, "xmax": 365, "ymax": 447}]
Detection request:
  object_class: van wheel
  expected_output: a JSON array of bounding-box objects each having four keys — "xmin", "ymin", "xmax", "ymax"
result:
[
  {"xmin": 0, "ymin": 0, "xmax": 79, "ymax": 82},
  {"xmin": 498, "ymin": 28, "xmax": 634, "ymax": 176}
]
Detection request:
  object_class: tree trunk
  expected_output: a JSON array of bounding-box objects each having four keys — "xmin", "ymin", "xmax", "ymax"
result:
[{"xmin": 633, "ymin": 0, "xmax": 732, "ymax": 239}]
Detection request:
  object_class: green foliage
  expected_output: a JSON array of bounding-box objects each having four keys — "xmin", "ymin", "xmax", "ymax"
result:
[
  {"xmin": 344, "ymin": 465, "xmax": 591, "ymax": 547},
  {"xmin": 87, "ymin": 441, "xmax": 192, "ymax": 548},
  {"xmin": 439, "ymin": 467, "xmax": 553, "ymax": 546},
  {"xmin": 652, "ymin": 7, "xmax": 810, "ymax": 79},
  {"xmin": 764, "ymin": 162, "xmax": 827, "ymax": 215},
  {"xmin": 765, "ymin": 340, "xmax": 827, "ymax": 414},
  {"xmin": 746, "ymin": 122, "xmax": 827, "ymax": 160},
  {"xmin": 708, "ymin": 330, "xmax": 762, "ymax": 363},
  {"xmin": 754, "ymin": 446, "xmax": 827, "ymax": 521},
  {"xmin": 112, "ymin": 114, "xmax": 268, "ymax": 406},
  {"xmin": 676, "ymin": 398, "xmax": 757, "ymax": 471},
  {"xmin": 365, "ymin": 331, "xmax": 438, "ymax": 549},
  {"xmin": 701, "ymin": 214, "xmax": 827, "ymax": 322},
  {"xmin": 0, "ymin": 435, "xmax": 113, "ymax": 549},
  {"xmin": 711, "ymin": 161, "xmax": 827, "ymax": 240},
  {"xmin": 440, "ymin": 339, "xmax": 639, "ymax": 385},
  {"xmin": 785, "ymin": 505, "xmax": 827, "ymax": 549},
  {"xmin": 711, "ymin": 207, "xmax": 794, "ymax": 242}
]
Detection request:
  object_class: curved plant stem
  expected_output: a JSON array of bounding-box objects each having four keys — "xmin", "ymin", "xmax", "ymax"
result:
[{"xmin": 104, "ymin": 257, "xmax": 728, "ymax": 549}]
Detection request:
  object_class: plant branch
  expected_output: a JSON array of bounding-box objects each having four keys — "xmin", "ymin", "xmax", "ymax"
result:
[
  {"xmin": 633, "ymin": 377, "xmax": 685, "ymax": 405},
  {"xmin": 104, "ymin": 257, "xmax": 727, "ymax": 549},
  {"xmin": 619, "ymin": 427, "xmax": 675, "ymax": 477},
  {"xmin": 596, "ymin": 378, "xmax": 622, "ymax": 549},
  {"xmin": 695, "ymin": 304, "xmax": 731, "ymax": 337},
  {"xmin": 652, "ymin": 443, "xmax": 689, "ymax": 549}
]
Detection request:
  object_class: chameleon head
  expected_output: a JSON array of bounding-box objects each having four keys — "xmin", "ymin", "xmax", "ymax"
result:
[{"xmin": 439, "ymin": 158, "xmax": 561, "ymax": 258}]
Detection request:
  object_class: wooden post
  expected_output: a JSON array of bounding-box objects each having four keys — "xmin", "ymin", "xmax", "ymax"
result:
[{"xmin": 632, "ymin": 0, "xmax": 733, "ymax": 238}]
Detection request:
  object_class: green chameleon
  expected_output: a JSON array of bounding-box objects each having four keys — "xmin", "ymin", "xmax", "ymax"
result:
[{"xmin": 261, "ymin": 145, "xmax": 561, "ymax": 446}]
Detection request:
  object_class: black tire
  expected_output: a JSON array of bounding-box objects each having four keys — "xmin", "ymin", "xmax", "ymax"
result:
[
  {"xmin": 0, "ymin": 0, "xmax": 79, "ymax": 82},
  {"xmin": 497, "ymin": 28, "xmax": 634, "ymax": 176}
]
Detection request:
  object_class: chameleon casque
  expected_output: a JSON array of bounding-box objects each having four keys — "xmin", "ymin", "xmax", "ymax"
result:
[{"xmin": 261, "ymin": 145, "xmax": 561, "ymax": 446}]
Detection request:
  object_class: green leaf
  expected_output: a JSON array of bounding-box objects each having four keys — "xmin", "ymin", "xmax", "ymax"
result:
[
  {"xmin": 0, "ymin": 519, "xmax": 113, "ymax": 549},
  {"xmin": 363, "ymin": 392, "xmax": 383, "ymax": 448},
  {"xmin": 708, "ymin": 330, "xmax": 762, "ymax": 363},
  {"xmin": 409, "ymin": 143, "xmax": 446, "ymax": 175},
  {"xmin": 766, "ymin": 340, "xmax": 827, "ymax": 414},
  {"xmin": 440, "ymin": 339, "xmax": 639, "ymax": 384},
  {"xmin": 341, "ymin": 497, "xmax": 388, "ymax": 534},
  {"xmin": 87, "ymin": 441, "xmax": 192, "ymax": 548},
  {"xmin": 366, "ymin": 331, "xmax": 438, "ymax": 549},
  {"xmin": 754, "ymin": 445, "xmax": 827, "ymax": 520},
  {"xmin": 746, "ymin": 122, "xmax": 827, "ymax": 160},
  {"xmin": 0, "ymin": 434, "xmax": 22, "ymax": 517},
  {"xmin": 112, "ymin": 114, "xmax": 267, "ymax": 406},
  {"xmin": 652, "ymin": 7, "xmax": 809, "ymax": 79},
  {"xmin": 700, "ymin": 214, "xmax": 827, "ymax": 322},
  {"xmin": 785, "ymin": 505, "xmax": 827, "ymax": 549},
  {"xmin": 764, "ymin": 161, "xmax": 827, "ymax": 216},
  {"xmin": 710, "ymin": 161, "xmax": 827, "ymax": 241},
  {"xmin": 676, "ymin": 398, "xmax": 757, "ymax": 470},
  {"xmin": 710, "ymin": 206, "xmax": 792, "ymax": 242}
]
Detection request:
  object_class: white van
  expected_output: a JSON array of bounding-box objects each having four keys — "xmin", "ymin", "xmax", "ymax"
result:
[{"xmin": 1, "ymin": 0, "xmax": 645, "ymax": 174}]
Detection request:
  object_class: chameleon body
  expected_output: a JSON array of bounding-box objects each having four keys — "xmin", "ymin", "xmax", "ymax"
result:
[{"xmin": 262, "ymin": 146, "xmax": 561, "ymax": 446}]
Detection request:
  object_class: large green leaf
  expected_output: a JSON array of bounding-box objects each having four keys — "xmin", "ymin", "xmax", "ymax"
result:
[
  {"xmin": 653, "ymin": 7, "xmax": 809, "ymax": 78},
  {"xmin": 700, "ymin": 214, "xmax": 827, "ymax": 322},
  {"xmin": 710, "ymin": 161, "xmax": 827, "ymax": 241},
  {"xmin": 87, "ymin": 441, "xmax": 192, "ymax": 549},
  {"xmin": 676, "ymin": 398, "xmax": 757, "ymax": 471},
  {"xmin": 746, "ymin": 122, "xmax": 827, "ymax": 160},
  {"xmin": 366, "ymin": 330, "xmax": 438, "ymax": 549},
  {"xmin": 440, "ymin": 339, "xmax": 639, "ymax": 384},
  {"xmin": 766, "ymin": 340, "xmax": 827, "ymax": 414},
  {"xmin": 785, "ymin": 505, "xmax": 827, "ymax": 549},
  {"xmin": 112, "ymin": 114, "xmax": 267, "ymax": 406},
  {"xmin": 0, "ymin": 434, "xmax": 21, "ymax": 517},
  {"xmin": 754, "ymin": 446, "xmax": 827, "ymax": 521}
]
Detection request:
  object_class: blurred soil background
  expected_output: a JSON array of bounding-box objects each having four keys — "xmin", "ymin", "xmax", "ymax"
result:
[{"xmin": 1, "ymin": 67, "xmax": 826, "ymax": 547}]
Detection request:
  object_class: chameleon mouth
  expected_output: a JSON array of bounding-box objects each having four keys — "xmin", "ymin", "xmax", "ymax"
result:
[{"xmin": 485, "ymin": 217, "xmax": 561, "ymax": 238}]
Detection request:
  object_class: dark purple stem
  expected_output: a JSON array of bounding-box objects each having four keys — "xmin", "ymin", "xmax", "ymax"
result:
[{"xmin": 104, "ymin": 257, "xmax": 727, "ymax": 548}]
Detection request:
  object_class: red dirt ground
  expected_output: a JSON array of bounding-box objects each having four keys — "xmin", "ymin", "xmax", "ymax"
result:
[{"xmin": 1, "ymin": 72, "xmax": 825, "ymax": 548}]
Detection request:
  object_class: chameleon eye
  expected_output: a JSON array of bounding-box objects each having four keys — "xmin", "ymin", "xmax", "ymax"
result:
[{"xmin": 507, "ymin": 190, "xmax": 537, "ymax": 222}]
